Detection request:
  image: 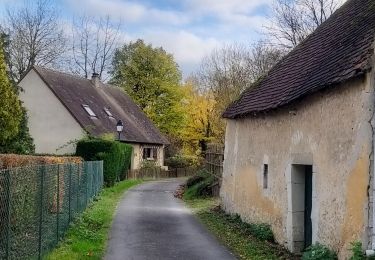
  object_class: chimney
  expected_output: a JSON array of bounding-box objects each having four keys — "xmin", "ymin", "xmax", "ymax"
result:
[{"xmin": 91, "ymin": 72, "xmax": 100, "ymax": 87}]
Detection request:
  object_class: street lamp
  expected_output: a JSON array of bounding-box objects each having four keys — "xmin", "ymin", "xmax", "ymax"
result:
[{"xmin": 116, "ymin": 120, "xmax": 124, "ymax": 140}]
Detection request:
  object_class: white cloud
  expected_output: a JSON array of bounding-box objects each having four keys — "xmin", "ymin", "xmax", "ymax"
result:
[
  {"xmin": 184, "ymin": 0, "xmax": 271, "ymax": 14},
  {"xmin": 125, "ymin": 30, "xmax": 220, "ymax": 77},
  {"xmin": 64, "ymin": 0, "xmax": 190, "ymax": 25},
  {"xmin": 61, "ymin": 0, "xmax": 272, "ymax": 77}
]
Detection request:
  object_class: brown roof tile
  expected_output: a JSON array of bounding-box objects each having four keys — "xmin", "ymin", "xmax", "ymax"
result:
[
  {"xmin": 33, "ymin": 66, "xmax": 169, "ymax": 145},
  {"xmin": 223, "ymin": 0, "xmax": 375, "ymax": 119}
]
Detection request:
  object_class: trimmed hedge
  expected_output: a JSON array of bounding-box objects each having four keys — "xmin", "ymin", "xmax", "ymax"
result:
[
  {"xmin": 75, "ymin": 139, "xmax": 132, "ymax": 186},
  {"xmin": 0, "ymin": 154, "xmax": 82, "ymax": 169}
]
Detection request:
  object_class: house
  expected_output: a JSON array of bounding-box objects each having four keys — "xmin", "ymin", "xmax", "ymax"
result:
[
  {"xmin": 221, "ymin": 0, "xmax": 375, "ymax": 258},
  {"xmin": 19, "ymin": 66, "xmax": 169, "ymax": 170}
]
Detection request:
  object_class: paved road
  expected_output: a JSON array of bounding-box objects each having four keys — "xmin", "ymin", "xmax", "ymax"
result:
[{"xmin": 105, "ymin": 179, "xmax": 236, "ymax": 260}]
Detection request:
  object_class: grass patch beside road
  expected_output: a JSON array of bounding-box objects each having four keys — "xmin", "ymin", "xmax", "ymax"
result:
[
  {"xmin": 46, "ymin": 179, "xmax": 142, "ymax": 260},
  {"xmin": 185, "ymin": 198, "xmax": 297, "ymax": 260}
]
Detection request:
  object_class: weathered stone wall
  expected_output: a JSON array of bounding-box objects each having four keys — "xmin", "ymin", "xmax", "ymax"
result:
[{"xmin": 221, "ymin": 73, "xmax": 374, "ymax": 259}]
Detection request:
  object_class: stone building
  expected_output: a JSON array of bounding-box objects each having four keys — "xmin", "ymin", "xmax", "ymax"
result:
[
  {"xmin": 19, "ymin": 66, "xmax": 168, "ymax": 170},
  {"xmin": 221, "ymin": 0, "xmax": 375, "ymax": 258}
]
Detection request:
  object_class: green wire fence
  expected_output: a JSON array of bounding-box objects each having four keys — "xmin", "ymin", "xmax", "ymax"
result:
[{"xmin": 0, "ymin": 160, "xmax": 103, "ymax": 259}]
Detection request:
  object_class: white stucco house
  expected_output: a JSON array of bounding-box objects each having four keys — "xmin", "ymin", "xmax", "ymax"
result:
[
  {"xmin": 221, "ymin": 0, "xmax": 375, "ymax": 258},
  {"xmin": 19, "ymin": 66, "xmax": 169, "ymax": 170}
]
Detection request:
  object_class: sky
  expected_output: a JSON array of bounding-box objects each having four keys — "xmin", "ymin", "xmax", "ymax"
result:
[{"xmin": 0, "ymin": 0, "xmax": 272, "ymax": 77}]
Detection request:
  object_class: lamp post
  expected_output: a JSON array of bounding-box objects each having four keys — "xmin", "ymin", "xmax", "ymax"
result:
[{"xmin": 116, "ymin": 120, "xmax": 124, "ymax": 140}]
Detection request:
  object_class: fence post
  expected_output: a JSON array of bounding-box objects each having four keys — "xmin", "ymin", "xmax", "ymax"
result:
[
  {"xmin": 85, "ymin": 162, "xmax": 88, "ymax": 206},
  {"xmin": 38, "ymin": 166, "xmax": 45, "ymax": 260},
  {"xmin": 76, "ymin": 165, "xmax": 80, "ymax": 212},
  {"xmin": 5, "ymin": 169, "xmax": 11, "ymax": 260},
  {"xmin": 68, "ymin": 164, "xmax": 72, "ymax": 223},
  {"xmin": 56, "ymin": 165, "xmax": 60, "ymax": 242}
]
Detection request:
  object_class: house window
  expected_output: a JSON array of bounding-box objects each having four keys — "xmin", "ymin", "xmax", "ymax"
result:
[
  {"xmin": 82, "ymin": 104, "xmax": 96, "ymax": 117},
  {"xmin": 263, "ymin": 164, "xmax": 268, "ymax": 189},
  {"xmin": 104, "ymin": 107, "xmax": 114, "ymax": 119},
  {"xmin": 143, "ymin": 147, "xmax": 158, "ymax": 160}
]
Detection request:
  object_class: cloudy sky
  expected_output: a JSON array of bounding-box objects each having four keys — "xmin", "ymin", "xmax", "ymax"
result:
[{"xmin": 1, "ymin": 0, "xmax": 272, "ymax": 77}]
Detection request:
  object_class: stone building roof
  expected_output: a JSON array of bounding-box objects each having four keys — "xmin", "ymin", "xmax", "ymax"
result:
[
  {"xmin": 223, "ymin": 0, "xmax": 375, "ymax": 119},
  {"xmin": 33, "ymin": 66, "xmax": 169, "ymax": 145}
]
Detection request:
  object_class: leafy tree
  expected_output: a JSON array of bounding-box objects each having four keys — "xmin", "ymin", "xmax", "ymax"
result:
[
  {"xmin": 0, "ymin": 42, "xmax": 22, "ymax": 144},
  {"xmin": 110, "ymin": 39, "xmax": 184, "ymax": 137},
  {"xmin": 180, "ymin": 80, "xmax": 217, "ymax": 156},
  {"xmin": 0, "ymin": 107, "xmax": 35, "ymax": 154}
]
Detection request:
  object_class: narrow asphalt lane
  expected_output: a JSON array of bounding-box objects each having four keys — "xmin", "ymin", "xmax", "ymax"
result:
[{"xmin": 105, "ymin": 179, "xmax": 236, "ymax": 260}]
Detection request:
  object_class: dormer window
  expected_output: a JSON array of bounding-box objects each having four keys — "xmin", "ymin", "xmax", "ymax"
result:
[
  {"xmin": 104, "ymin": 107, "xmax": 114, "ymax": 118},
  {"xmin": 82, "ymin": 104, "xmax": 96, "ymax": 118}
]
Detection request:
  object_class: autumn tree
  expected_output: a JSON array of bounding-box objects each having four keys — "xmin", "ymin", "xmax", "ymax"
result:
[
  {"xmin": 0, "ymin": 42, "xmax": 22, "ymax": 144},
  {"xmin": 180, "ymin": 79, "xmax": 217, "ymax": 156},
  {"xmin": 2, "ymin": 0, "xmax": 66, "ymax": 82},
  {"xmin": 266, "ymin": 0, "xmax": 343, "ymax": 48},
  {"xmin": 70, "ymin": 15, "xmax": 120, "ymax": 79},
  {"xmin": 110, "ymin": 39, "xmax": 185, "ymax": 138}
]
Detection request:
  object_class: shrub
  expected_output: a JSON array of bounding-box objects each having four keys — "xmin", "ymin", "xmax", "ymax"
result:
[
  {"xmin": 302, "ymin": 243, "xmax": 337, "ymax": 260},
  {"xmin": 165, "ymin": 154, "xmax": 199, "ymax": 168},
  {"xmin": 0, "ymin": 154, "xmax": 82, "ymax": 169},
  {"xmin": 75, "ymin": 138, "xmax": 132, "ymax": 186},
  {"xmin": 184, "ymin": 170, "xmax": 216, "ymax": 199},
  {"xmin": 141, "ymin": 160, "xmax": 158, "ymax": 169},
  {"xmin": 349, "ymin": 241, "xmax": 371, "ymax": 260}
]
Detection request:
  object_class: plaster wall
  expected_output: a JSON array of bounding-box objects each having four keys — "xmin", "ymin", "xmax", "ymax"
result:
[
  {"xmin": 221, "ymin": 74, "xmax": 374, "ymax": 259},
  {"xmin": 19, "ymin": 70, "xmax": 84, "ymax": 154}
]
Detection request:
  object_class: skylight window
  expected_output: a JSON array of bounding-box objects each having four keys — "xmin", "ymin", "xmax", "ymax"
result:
[
  {"xmin": 82, "ymin": 105, "xmax": 96, "ymax": 117},
  {"xmin": 104, "ymin": 107, "xmax": 113, "ymax": 118}
]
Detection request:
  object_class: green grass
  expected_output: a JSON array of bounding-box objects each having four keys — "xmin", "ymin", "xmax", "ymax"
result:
[
  {"xmin": 46, "ymin": 179, "xmax": 142, "ymax": 260},
  {"xmin": 185, "ymin": 198, "xmax": 297, "ymax": 260}
]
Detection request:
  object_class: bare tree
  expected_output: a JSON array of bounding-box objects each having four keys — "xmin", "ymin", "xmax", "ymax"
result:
[
  {"xmin": 247, "ymin": 42, "xmax": 284, "ymax": 82},
  {"xmin": 196, "ymin": 42, "xmax": 283, "ymax": 141},
  {"xmin": 71, "ymin": 15, "xmax": 120, "ymax": 80},
  {"xmin": 3, "ymin": 0, "xmax": 66, "ymax": 82},
  {"xmin": 266, "ymin": 0, "xmax": 343, "ymax": 49},
  {"xmin": 198, "ymin": 42, "xmax": 283, "ymax": 108}
]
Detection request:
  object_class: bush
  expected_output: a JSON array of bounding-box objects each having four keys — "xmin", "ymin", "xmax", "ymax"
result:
[
  {"xmin": 184, "ymin": 170, "xmax": 216, "ymax": 199},
  {"xmin": 141, "ymin": 160, "xmax": 158, "ymax": 169},
  {"xmin": 165, "ymin": 154, "xmax": 199, "ymax": 168},
  {"xmin": 75, "ymin": 138, "xmax": 132, "ymax": 186},
  {"xmin": 302, "ymin": 243, "xmax": 337, "ymax": 260},
  {"xmin": 0, "ymin": 154, "xmax": 82, "ymax": 169}
]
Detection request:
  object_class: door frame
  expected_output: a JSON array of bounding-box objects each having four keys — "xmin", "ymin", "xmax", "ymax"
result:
[{"xmin": 287, "ymin": 161, "xmax": 315, "ymax": 253}]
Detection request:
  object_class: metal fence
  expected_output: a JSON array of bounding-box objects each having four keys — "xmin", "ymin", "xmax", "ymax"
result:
[{"xmin": 0, "ymin": 160, "xmax": 103, "ymax": 260}]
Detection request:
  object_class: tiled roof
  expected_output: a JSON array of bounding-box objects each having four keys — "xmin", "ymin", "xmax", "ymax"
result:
[
  {"xmin": 223, "ymin": 0, "xmax": 375, "ymax": 119},
  {"xmin": 33, "ymin": 66, "xmax": 169, "ymax": 145}
]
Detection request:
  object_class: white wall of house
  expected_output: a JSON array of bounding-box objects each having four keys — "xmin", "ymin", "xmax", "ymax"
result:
[
  {"xmin": 221, "ymin": 73, "xmax": 375, "ymax": 259},
  {"xmin": 19, "ymin": 69, "xmax": 84, "ymax": 154}
]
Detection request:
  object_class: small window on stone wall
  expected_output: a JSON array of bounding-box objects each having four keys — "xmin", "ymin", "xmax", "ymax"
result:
[{"xmin": 263, "ymin": 164, "xmax": 268, "ymax": 189}]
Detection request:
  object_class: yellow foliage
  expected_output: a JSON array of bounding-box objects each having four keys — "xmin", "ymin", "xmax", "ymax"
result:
[{"xmin": 180, "ymin": 81, "xmax": 219, "ymax": 156}]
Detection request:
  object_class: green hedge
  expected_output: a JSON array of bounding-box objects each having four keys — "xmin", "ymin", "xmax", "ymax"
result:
[{"xmin": 76, "ymin": 139, "xmax": 132, "ymax": 186}]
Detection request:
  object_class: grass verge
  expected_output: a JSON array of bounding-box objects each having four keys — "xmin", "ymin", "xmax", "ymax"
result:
[
  {"xmin": 46, "ymin": 179, "xmax": 142, "ymax": 260},
  {"xmin": 185, "ymin": 198, "xmax": 297, "ymax": 260}
]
